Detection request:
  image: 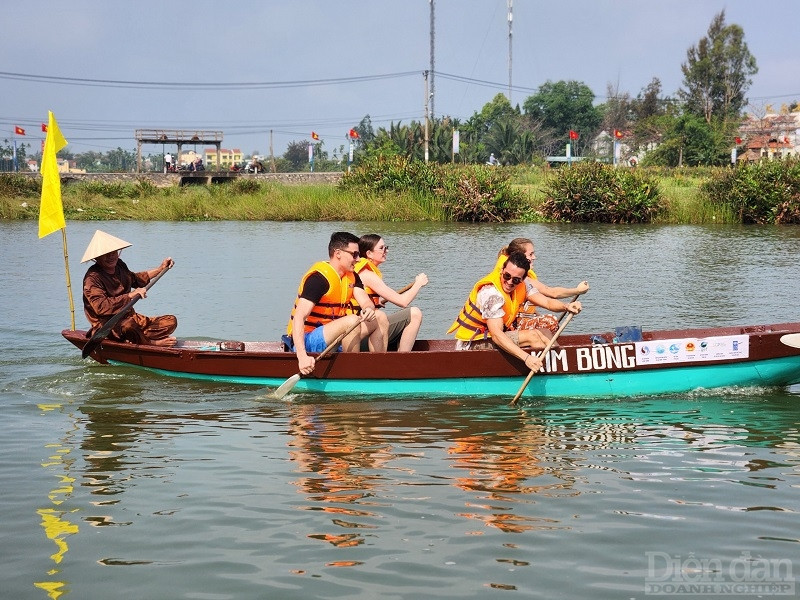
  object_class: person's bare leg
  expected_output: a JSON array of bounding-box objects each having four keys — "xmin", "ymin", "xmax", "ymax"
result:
[
  {"xmin": 397, "ymin": 307, "xmax": 422, "ymax": 352},
  {"xmin": 366, "ymin": 311, "xmax": 388, "ymax": 352},
  {"xmin": 518, "ymin": 329, "xmax": 550, "ymax": 350},
  {"xmin": 322, "ymin": 315, "xmax": 362, "ymax": 352}
]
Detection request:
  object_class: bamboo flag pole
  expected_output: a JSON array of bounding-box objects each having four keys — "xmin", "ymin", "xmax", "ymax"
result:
[
  {"xmin": 39, "ymin": 111, "xmax": 75, "ymax": 329},
  {"xmin": 61, "ymin": 228, "xmax": 76, "ymax": 330}
]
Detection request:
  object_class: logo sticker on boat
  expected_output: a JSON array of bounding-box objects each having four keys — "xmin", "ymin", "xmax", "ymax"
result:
[
  {"xmin": 635, "ymin": 334, "xmax": 749, "ymax": 365},
  {"xmin": 543, "ymin": 334, "xmax": 750, "ymax": 373}
]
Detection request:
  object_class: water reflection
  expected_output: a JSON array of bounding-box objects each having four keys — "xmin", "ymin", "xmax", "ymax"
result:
[
  {"xmin": 284, "ymin": 392, "xmax": 800, "ymax": 548},
  {"xmin": 35, "ymin": 403, "xmax": 79, "ymax": 600}
]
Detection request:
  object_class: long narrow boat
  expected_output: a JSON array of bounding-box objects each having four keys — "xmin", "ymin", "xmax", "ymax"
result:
[{"xmin": 63, "ymin": 322, "xmax": 800, "ymax": 399}]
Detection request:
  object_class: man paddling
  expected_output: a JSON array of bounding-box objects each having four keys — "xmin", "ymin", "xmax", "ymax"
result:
[
  {"xmin": 81, "ymin": 230, "xmax": 177, "ymax": 347},
  {"xmin": 448, "ymin": 252, "xmax": 581, "ymax": 369},
  {"xmin": 287, "ymin": 231, "xmax": 387, "ymax": 376}
]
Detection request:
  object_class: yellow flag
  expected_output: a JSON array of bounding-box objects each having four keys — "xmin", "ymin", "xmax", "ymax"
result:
[{"xmin": 38, "ymin": 111, "xmax": 68, "ymax": 238}]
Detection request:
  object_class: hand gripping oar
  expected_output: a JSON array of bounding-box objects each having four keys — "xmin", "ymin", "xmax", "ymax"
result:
[
  {"xmin": 81, "ymin": 263, "xmax": 173, "ymax": 359},
  {"xmin": 510, "ymin": 294, "xmax": 581, "ymax": 407},
  {"xmin": 271, "ymin": 319, "xmax": 361, "ymax": 400},
  {"xmin": 510, "ymin": 311, "xmax": 575, "ymax": 406}
]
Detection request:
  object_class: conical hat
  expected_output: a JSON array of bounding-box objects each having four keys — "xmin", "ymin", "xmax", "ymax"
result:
[{"xmin": 81, "ymin": 230, "xmax": 132, "ymax": 263}]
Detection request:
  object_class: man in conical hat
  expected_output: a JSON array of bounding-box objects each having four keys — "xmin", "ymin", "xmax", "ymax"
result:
[{"xmin": 81, "ymin": 230, "xmax": 177, "ymax": 347}]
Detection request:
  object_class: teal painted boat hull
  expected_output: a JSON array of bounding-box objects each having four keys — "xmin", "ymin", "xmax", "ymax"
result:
[
  {"xmin": 66, "ymin": 322, "xmax": 800, "ymax": 400},
  {"xmin": 111, "ymin": 355, "xmax": 800, "ymax": 399}
]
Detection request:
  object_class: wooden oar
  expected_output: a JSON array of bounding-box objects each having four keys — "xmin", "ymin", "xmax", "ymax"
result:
[
  {"xmin": 509, "ymin": 293, "xmax": 581, "ymax": 407},
  {"xmin": 558, "ymin": 293, "xmax": 581, "ymax": 322},
  {"xmin": 270, "ymin": 319, "xmax": 361, "ymax": 400},
  {"xmin": 510, "ymin": 311, "xmax": 576, "ymax": 406},
  {"xmin": 81, "ymin": 263, "xmax": 173, "ymax": 359}
]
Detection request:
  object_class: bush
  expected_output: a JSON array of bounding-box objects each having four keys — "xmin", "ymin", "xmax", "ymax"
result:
[
  {"xmin": 228, "ymin": 178, "xmax": 262, "ymax": 195},
  {"xmin": 701, "ymin": 159, "xmax": 800, "ymax": 224},
  {"xmin": 435, "ymin": 165, "xmax": 523, "ymax": 222},
  {"xmin": 540, "ymin": 162, "xmax": 664, "ymax": 223},
  {"xmin": 79, "ymin": 180, "xmax": 138, "ymax": 199},
  {"xmin": 0, "ymin": 174, "xmax": 40, "ymax": 197},
  {"xmin": 341, "ymin": 155, "xmax": 526, "ymax": 221}
]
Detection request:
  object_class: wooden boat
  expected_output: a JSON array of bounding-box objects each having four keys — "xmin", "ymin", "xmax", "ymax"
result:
[{"xmin": 63, "ymin": 322, "xmax": 800, "ymax": 399}]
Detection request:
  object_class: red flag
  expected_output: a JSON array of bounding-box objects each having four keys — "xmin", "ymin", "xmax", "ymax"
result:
[
  {"xmin": 41, "ymin": 123, "xmax": 48, "ymax": 133},
  {"xmin": 569, "ymin": 130, "xmax": 579, "ymax": 140},
  {"xmin": 348, "ymin": 128, "xmax": 359, "ymax": 139},
  {"xmin": 311, "ymin": 131, "xmax": 319, "ymax": 140},
  {"xmin": 735, "ymin": 137, "xmax": 742, "ymax": 144},
  {"xmin": 614, "ymin": 129, "xmax": 623, "ymax": 139},
  {"xmin": 784, "ymin": 136, "xmax": 790, "ymax": 144},
  {"xmin": 14, "ymin": 126, "xmax": 25, "ymax": 135}
]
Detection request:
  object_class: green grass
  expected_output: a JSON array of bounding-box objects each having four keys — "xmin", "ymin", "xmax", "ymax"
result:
[
  {"xmin": 0, "ymin": 167, "xmax": 756, "ymax": 225},
  {"xmin": 0, "ymin": 180, "xmax": 447, "ymax": 222}
]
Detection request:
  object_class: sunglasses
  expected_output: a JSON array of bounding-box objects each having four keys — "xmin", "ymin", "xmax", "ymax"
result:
[
  {"xmin": 340, "ymin": 249, "xmax": 360, "ymax": 260},
  {"xmin": 501, "ymin": 271, "xmax": 524, "ymax": 286}
]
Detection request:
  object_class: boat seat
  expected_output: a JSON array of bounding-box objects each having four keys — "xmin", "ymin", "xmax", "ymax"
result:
[{"xmin": 281, "ymin": 334, "xmax": 294, "ymax": 352}]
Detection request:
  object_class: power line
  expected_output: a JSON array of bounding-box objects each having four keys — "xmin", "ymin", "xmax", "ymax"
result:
[{"xmin": 0, "ymin": 70, "xmax": 419, "ymax": 91}]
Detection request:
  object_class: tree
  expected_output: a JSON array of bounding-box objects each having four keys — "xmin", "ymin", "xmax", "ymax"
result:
[
  {"xmin": 678, "ymin": 10, "xmax": 757, "ymax": 125},
  {"xmin": 643, "ymin": 113, "xmax": 728, "ymax": 167},
  {"xmin": 284, "ymin": 140, "xmax": 309, "ymax": 171},
  {"xmin": 522, "ymin": 80, "xmax": 602, "ymax": 141},
  {"xmin": 633, "ymin": 78, "xmax": 667, "ymax": 121},
  {"xmin": 598, "ymin": 83, "xmax": 633, "ymax": 137}
]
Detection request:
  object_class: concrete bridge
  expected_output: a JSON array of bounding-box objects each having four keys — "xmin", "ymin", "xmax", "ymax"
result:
[{"xmin": 14, "ymin": 171, "xmax": 343, "ymax": 187}]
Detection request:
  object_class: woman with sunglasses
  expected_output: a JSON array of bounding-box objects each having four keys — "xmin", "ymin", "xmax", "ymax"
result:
[
  {"xmin": 449, "ymin": 253, "xmax": 580, "ymax": 364},
  {"xmin": 352, "ymin": 234, "xmax": 428, "ymax": 352},
  {"xmin": 496, "ymin": 237, "xmax": 588, "ymax": 336}
]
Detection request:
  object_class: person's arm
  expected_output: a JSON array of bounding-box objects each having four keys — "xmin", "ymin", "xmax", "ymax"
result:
[
  {"xmin": 130, "ymin": 257, "xmax": 174, "ymax": 300},
  {"xmin": 530, "ymin": 278, "xmax": 589, "ymax": 299},
  {"xmin": 526, "ymin": 289, "xmax": 582, "ymax": 315},
  {"xmin": 292, "ymin": 272, "xmax": 329, "ymax": 375},
  {"xmin": 292, "ymin": 298, "xmax": 316, "ymax": 375},
  {"xmin": 359, "ymin": 271, "xmax": 428, "ymax": 308},
  {"xmin": 83, "ymin": 271, "xmax": 130, "ymax": 317},
  {"xmin": 486, "ymin": 318, "xmax": 542, "ymax": 371},
  {"xmin": 144, "ymin": 257, "xmax": 174, "ymax": 279},
  {"xmin": 351, "ymin": 287, "xmax": 376, "ymax": 321}
]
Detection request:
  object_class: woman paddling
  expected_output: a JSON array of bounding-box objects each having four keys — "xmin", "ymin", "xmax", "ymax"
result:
[{"xmin": 353, "ymin": 234, "xmax": 428, "ymax": 352}]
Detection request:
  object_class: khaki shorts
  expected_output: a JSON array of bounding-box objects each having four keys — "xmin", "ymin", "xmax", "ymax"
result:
[
  {"xmin": 360, "ymin": 307, "xmax": 413, "ymax": 351},
  {"xmin": 464, "ymin": 330, "xmax": 519, "ymax": 350}
]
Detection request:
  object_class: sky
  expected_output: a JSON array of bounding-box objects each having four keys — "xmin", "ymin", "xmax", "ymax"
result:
[{"xmin": 3, "ymin": 0, "xmax": 799, "ymax": 159}]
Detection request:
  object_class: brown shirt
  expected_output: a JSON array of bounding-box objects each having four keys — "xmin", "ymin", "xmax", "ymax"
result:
[{"xmin": 82, "ymin": 259, "xmax": 150, "ymax": 333}]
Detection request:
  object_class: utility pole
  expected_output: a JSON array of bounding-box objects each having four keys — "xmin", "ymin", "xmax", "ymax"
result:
[
  {"xmin": 424, "ymin": 70, "xmax": 430, "ymax": 163},
  {"xmin": 269, "ymin": 129, "xmax": 275, "ymax": 172},
  {"xmin": 429, "ymin": 0, "xmax": 435, "ymax": 119},
  {"xmin": 507, "ymin": 0, "xmax": 513, "ymax": 103}
]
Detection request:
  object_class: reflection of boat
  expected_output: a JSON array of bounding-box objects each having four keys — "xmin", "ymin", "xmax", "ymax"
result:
[{"xmin": 63, "ymin": 323, "xmax": 800, "ymax": 399}]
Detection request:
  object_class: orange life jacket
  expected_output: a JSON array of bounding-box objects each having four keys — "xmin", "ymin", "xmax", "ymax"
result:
[
  {"xmin": 447, "ymin": 268, "xmax": 526, "ymax": 341},
  {"xmin": 352, "ymin": 257, "xmax": 383, "ymax": 309},
  {"xmin": 494, "ymin": 254, "xmax": 538, "ymax": 324},
  {"xmin": 287, "ymin": 261, "xmax": 355, "ymax": 334}
]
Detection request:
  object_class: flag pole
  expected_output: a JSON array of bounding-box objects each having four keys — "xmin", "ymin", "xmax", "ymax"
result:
[
  {"xmin": 39, "ymin": 111, "xmax": 74, "ymax": 329},
  {"xmin": 62, "ymin": 228, "xmax": 76, "ymax": 330}
]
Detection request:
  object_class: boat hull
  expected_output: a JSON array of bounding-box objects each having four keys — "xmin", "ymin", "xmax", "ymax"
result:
[{"xmin": 63, "ymin": 322, "xmax": 800, "ymax": 399}]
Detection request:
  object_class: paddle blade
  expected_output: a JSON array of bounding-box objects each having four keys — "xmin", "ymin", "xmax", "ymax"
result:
[
  {"xmin": 780, "ymin": 333, "xmax": 800, "ymax": 349},
  {"xmin": 270, "ymin": 374, "xmax": 301, "ymax": 400}
]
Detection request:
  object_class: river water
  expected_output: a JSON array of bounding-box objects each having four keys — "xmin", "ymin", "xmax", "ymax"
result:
[{"xmin": 2, "ymin": 220, "xmax": 799, "ymax": 599}]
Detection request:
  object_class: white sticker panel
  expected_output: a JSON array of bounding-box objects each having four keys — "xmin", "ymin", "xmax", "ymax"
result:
[{"xmin": 634, "ymin": 334, "xmax": 749, "ymax": 366}]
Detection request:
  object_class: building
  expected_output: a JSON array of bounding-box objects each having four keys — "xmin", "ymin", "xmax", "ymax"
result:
[
  {"xmin": 203, "ymin": 147, "xmax": 243, "ymax": 169},
  {"xmin": 737, "ymin": 109, "xmax": 798, "ymax": 163}
]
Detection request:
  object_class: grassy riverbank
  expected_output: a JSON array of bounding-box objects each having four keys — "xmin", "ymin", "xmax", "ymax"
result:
[{"xmin": 0, "ymin": 167, "xmax": 734, "ymax": 224}]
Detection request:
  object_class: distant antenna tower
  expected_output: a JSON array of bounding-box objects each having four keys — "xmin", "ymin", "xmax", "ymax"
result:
[
  {"xmin": 508, "ymin": 0, "xmax": 513, "ymax": 102},
  {"xmin": 429, "ymin": 0, "xmax": 435, "ymax": 119}
]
